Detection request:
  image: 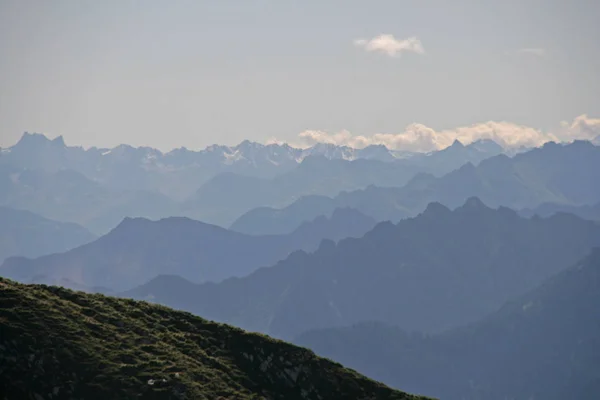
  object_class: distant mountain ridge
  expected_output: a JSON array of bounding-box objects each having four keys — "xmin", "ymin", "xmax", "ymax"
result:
[
  {"xmin": 185, "ymin": 139, "xmax": 507, "ymax": 226},
  {"xmin": 0, "ymin": 133, "xmax": 506, "ymax": 197},
  {"xmin": 4, "ymin": 133, "xmax": 598, "ymax": 235},
  {"xmin": 232, "ymin": 140, "xmax": 600, "ymax": 234},
  {"xmin": 0, "ymin": 133, "xmax": 416, "ymax": 200},
  {"xmin": 519, "ymin": 201, "xmax": 600, "ymax": 221},
  {"xmin": 0, "ymin": 206, "xmax": 96, "ymax": 263},
  {"xmin": 0, "ymin": 208, "xmax": 376, "ymax": 292},
  {"xmin": 125, "ymin": 198, "xmax": 600, "ymax": 339},
  {"xmin": 296, "ymin": 248, "xmax": 600, "ymax": 400},
  {"xmin": 0, "ymin": 163, "xmax": 178, "ymax": 235},
  {"xmin": 183, "ymin": 156, "xmax": 424, "ymax": 225},
  {"xmin": 0, "ymin": 132, "xmax": 507, "ymax": 230},
  {"xmin": 1, "ymin": 132, "xmax": 501, "ymax": 176}
]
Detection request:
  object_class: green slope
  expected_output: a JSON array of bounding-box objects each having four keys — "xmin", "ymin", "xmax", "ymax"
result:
[{"xmin": 0, "ymin": 278, "xmax": 429, "ymax": 400}]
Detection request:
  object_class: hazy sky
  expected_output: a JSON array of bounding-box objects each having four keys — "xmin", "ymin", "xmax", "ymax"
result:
[{"xmin": 0, "ymin": 0, "xmax": 599, "ymax": 151}]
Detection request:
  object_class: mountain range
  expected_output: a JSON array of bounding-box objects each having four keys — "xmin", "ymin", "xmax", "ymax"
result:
[
  {"xmin": 125, "ymin": 198, "xmax": 600, "ymax": 339},
  {"xmin": 2, "ymin": 132, "xmax": 599, "ymax": 399},
  {"xmin": 0, "ymin": 277, "xmax": 426, "ymax": 400},
  {"xmin": 0, "ymin": 208, "xmax": 376, "ymax": 292},
  {"xmin": 182, "ymin": 156, "xmax": 423, "ymax": 226},
  {"xmin": 296, "ymin": 248, "xmax": 600, "ymax": 400},
  {"xmin": 0, "ymin": 132, "xmax": 506, "ymax": 231},
  {"xmin": 232, "ymin": 140, "xmax": 600, "ymax": 235},
  {"xmin": 0, "ymin": 133, "xmax": 502, "ymax": 197},
  {"xmin": 185, "ymin": 139, "xmax": 507, "ymax": 226},
  {"xmin": 0, "ymin": 206, "xmax": 96, "ymax": 264},
  {"xmin": 0, "ymin": 162, "xmax": 178, "ymax": 235}
]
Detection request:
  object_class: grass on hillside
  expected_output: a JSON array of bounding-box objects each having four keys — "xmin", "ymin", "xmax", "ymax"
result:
[{"xmin": 0, "ymin": 278, "xmax": 431, "ymax": 400}]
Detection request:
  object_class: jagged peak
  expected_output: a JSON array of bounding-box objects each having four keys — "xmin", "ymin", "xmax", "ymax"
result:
[
  {"xmin": 19, "ymin": 132, "xmax": 44, "ymax": 140},
  {"xmin": 422, "ymin": 201, "xmax": 451, "ymax": 216},
  {"xmin": 52, "ymin": 135, "xmax": 66, "ymax": 146},
  {"xmin": 363, "ymin": 220, "xmax": 397, "ymax": 240},
  {"xmin": 460, "ymin": 196, "xmax": 489, "ymax": 210},
  {"xmin": 541, "ymin": 140, "xmax": 560, "ymax": 149},
  {"xmin": 111, "ymin": 216, "xmax": 226, "ymax": 237},
  {"xmin": 478, "ymin": 152, "xmax": 511, "ymax": 168},
  {"xmin": 265, "ymin": 142, "xmax": 292, "ymax": 150},
  {"xmin": 204, "ymin": 143, "xmax": 229, "ymax": 153},
  {"xmin": 456, "ymin": 161, "xmax": 477, "ymax": 172},
  {"xmin": 15, "ymin": 132, "xmax": 54, "ymax": 147},
  {"xmin": 450, "ymin": 139, "xmax": 465, "ymax": 148},
  {"xmin": 404, "ymin": 171, "xmax": 437, "ymax": 187},
  {"xmin": 109, "ymin": 216, "xmax": 154, "ymax": 233},
  {"xmin": 298, "ymin": 154, "xmax": 331, "ymax": 167},
  {"xmin": 359, "ymin": 144, "xmax": 392, "ymax": 153},
  {"xmin": 113, "ymin": 143, "xmax": 136, "ymax": 151},
  {"xmin": 141, "ymin": 273, "xmax": 196, "ymax": 288},
  {"xmin": 235, "ymin": 140, "xmax": 264, "ymax": 150},
  {"xmin": 316, "ymin": 238, "xmax": 336, "ymax": 254}
]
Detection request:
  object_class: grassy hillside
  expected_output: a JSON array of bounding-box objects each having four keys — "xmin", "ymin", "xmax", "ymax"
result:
[{"xmin": 0, "ymin": 278, "xmax": 429, "ymax": 400}]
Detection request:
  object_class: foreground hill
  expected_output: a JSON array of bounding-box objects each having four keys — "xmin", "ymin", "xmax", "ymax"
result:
[
  {"xmin": 296, "ymin": 248, "xmax": 600, "ymax": 400},
  {"xmin": 0, "ymin": 208, "xmax": 376, "ymax": 292},
  {"xmin": 232, "ymin": 140, "xmax": 600, "ymax": 235},
  {"xmin": 0, "ymin": 206, "xmax": 96, "ymax": 263},
  {"xmin": 0, "ymin": 279, "xmax": 426, "ymax": 400},
  {"xmin": 126, "ymin": 198, "xmax": 600, "ymax": 339}
]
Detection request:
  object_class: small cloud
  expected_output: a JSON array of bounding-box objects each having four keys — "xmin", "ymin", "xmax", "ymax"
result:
[
  {"xmin": 517, "ymin": 48, "xmax": 546, "ymax": 56},
  {"xmin": 353, "ymin": 34, "xmax": 425, "ymax": 57}
]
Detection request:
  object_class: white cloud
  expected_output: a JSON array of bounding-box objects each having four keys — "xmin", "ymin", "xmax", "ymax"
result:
[
  {"xmin": 285, "ymin": 115, "xmax": 600, "ymax": 152},
  {"xmin": 560, "ymin": 114, "xmax": 600, "ymax": 140},
  {"xmin": 354, "ymin": 34, "xmax": 425, "ymax": 57},
  {"xmin": 517, "ymin": 48, "xmax": 546, "ymax": 56}
]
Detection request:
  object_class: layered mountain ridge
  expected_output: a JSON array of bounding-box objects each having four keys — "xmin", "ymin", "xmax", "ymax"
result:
[
  {"xmin": 0, "ymin": 208, "xmax": 376, "ymax": 292},
  {"xmin": 0, "ymin": 132, "xmax": 508, "ymax": 231},
  {"xmin": 125, "ymin": 198, "xmax": 600, "ymax": 339},
  {"xmin": 296, "ymin": 248, "xmax": 600, "ymax": 400},
  {"xmin": 0, "ymin": 206, "xmax": 96, "ymax": 263},
  {"xmin": 232, "ymin": 140, "xmax": 600, "ymax": 234}
]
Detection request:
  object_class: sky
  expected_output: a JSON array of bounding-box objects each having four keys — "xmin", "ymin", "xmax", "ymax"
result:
[{"xmin": 0, "ymin": 0, "xmax": 599, "ymax": 152}]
